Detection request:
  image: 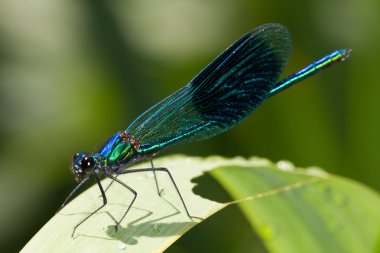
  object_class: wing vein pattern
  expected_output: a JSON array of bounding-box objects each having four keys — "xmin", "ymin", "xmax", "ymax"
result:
[{"xmin": 126, "ymin": 23, "xmax": 292, "ymax": 151}]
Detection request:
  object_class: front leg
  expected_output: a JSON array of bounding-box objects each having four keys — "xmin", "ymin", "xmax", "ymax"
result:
[
  {"xmin": 58, "ymin": 176, "xmax": 90, "ymax": 213},
  {"xmin": 72, "ymin": 172, "xmax": 107, "ymax": 237}
]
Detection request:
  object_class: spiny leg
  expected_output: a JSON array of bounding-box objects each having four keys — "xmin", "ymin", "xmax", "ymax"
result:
[
  {"xmin": 72, "ymin": 173, "xmax": 107, "ymax": 237},
  {"xmin": 151, "ymin": 159, "xmax": 163, "ymax": 196},
  {"xmin": 104, "ymin": 173, "xmax": 137, "ymax": 231},
  {"xmin": 58, "ymin": 176, "xmax": 90, "ymax": 213},
  {"xmin": 104, "ymin": 176, "xmax": 117, "ymax": 192},
  {"xmin": 116, "ymin": 167, "xmax": 202, "ymax": 221},
  {"xmin": 98, "ymin": 175, "xmax": 118, "ymax": 198}
]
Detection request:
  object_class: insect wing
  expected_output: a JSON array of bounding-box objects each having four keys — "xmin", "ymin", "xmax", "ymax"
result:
[{"xmin": 127, "ymin": 24, "xmax": 292, "ymax": 150}]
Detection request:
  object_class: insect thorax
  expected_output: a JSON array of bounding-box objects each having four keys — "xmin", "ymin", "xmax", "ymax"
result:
[{"xmin": 99, "ymin": 131, "xmax": 143, "ymax": 167}]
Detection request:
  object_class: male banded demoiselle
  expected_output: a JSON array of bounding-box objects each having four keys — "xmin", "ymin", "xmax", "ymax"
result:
[{"xmin": 60, "ymin": 23, "xmax": 351, "ymax": 236}]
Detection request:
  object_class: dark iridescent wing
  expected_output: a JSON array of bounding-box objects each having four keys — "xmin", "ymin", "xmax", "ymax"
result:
[{"xmin": 127, "ymin": 23, "xmax": 291, "ymax": 150}]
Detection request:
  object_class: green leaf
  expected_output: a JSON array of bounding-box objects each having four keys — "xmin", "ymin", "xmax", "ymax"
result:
[
  {"xmin": 211, "ymin": 162, "xmax": 380, "ymax": 253},
  {"xmin": 21, "ymin": 155, "xmax": 263, "ymax": 252},
  {"xmin": 21, "ymin": 155, "xmax": 380, "ymax": 253}
]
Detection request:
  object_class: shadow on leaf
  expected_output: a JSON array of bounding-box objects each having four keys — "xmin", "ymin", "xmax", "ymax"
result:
[{"xmin": 191, "ymin": 170, "xmax": 233, "ymax": 203}]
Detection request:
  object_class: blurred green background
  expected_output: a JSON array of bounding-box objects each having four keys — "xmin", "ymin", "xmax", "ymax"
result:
[{"xmin": 1, "ymin": 0, "xmax": 379, "ymax": 252}]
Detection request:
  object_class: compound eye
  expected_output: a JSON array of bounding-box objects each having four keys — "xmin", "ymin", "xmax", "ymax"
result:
[
  {"xmin": 80, "ymin": 156, "xmax": 95, "ymax": 169},
  {"xmin": 73, "ymin": 153, "xmax": 79, "ymax": 160}
]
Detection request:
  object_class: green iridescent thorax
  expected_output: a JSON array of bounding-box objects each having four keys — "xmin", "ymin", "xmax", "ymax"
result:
[{"xmin": 106, "ymin": 140, "xmax": 137, "ymax": 165}]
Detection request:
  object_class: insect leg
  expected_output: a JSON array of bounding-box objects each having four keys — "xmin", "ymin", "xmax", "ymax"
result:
[
  {"xmin": 58, "ymin": 176, "xmax": 90, "ymax": 212},
  {"xmin": 116, "ymin": 167, "xmax": 202, "ymax": 221},
  {"xmin": 151, "ymin": 159, "xmax": 163, "ymax": 196},
  {"xmin": 72, "ymin": 172, "xmax": 107, "ymax": 237},
  {"xmin": 104, "ymin": 173, "xmax": 137, "ymax": 231},
  {"xmin": 98, "ymin": 175, "xmax": 118, "ymax": 198}
]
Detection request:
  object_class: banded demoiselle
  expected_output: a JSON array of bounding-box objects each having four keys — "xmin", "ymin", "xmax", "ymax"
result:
[{"xmin": 60, "ymin": 23, "xmax": 351, "ymax": 236}]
